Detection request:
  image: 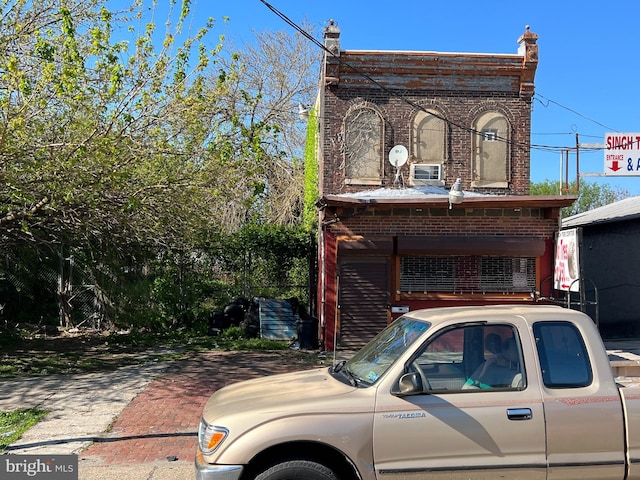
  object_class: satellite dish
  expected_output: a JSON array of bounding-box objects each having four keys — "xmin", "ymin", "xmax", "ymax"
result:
[{"xmin": 389, "ymin": 145, "xmax": 408, "ymax": 167}]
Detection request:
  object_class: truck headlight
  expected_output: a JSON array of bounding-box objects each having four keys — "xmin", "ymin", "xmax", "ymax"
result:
[{"xmin": 198, "ymin": 418, "xmax": 229, "ymax": 455}]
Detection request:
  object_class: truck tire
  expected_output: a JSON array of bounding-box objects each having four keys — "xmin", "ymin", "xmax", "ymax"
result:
[{"xmin": 254, "ymin": 460, "xmax": 338, "ymax": 480}]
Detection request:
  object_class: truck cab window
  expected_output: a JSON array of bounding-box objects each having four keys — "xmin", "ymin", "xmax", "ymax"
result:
[
  {"xmin": 413, "ymin": 324, "xmax": 525, "ymax": 391},
  {"xmin": 533, "ymin": 321, "xmax": 593, "ymax": 388}
]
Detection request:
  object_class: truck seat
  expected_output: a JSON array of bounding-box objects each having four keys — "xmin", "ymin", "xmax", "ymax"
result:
[{"xmin": 464, "ymin": 336, "xmax": 522, "ymax": 389}]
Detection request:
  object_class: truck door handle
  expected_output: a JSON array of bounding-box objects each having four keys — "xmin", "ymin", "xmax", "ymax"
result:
[{"xmin": 507, "ymin": 408, "xmax": 532, "ymax": 420}]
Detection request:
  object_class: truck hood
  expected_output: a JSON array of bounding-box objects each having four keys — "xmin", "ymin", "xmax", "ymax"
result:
[{"xmin": 202, "ymin": 367, "xmax": 360, "ymax": 421}]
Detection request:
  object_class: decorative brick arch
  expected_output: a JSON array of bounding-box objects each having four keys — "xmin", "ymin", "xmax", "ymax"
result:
[{"xmin": 341, "ymin": 101, "xmax": 386, "ymax": 186}]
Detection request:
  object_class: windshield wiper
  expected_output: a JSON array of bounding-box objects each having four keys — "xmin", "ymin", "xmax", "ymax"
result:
[
  {"xmin": 331, "ymin": 360, "xmax": 347, "ymax": 373},
  {"xmin": 342, "ymin": 366, "xmax": 360, "ymax": 386},
  {"xmin": 331, "ymin": 360, "xmax": 359, "ymax": 386}
]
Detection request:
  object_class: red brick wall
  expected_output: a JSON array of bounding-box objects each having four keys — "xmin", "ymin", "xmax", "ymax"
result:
[
  {"xmin": 326, "ymin": 206, "xmax": 555, "ymax": 238},
  {"xmin": 317, "ymin": 30, "xmax": 545, "ymax": 351},
  {"xmin": 320, "ymin": 88, "xmax": 533, "ymax": 197}
]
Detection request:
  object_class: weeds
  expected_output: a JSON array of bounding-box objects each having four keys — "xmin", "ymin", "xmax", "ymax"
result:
[
  {"xmin": 0, "ymin": 408, "xmax": 49, "ymax": 453},
  {"xmin": 0, "ymin": 327, "xmax": 291, "ymax": 378}
]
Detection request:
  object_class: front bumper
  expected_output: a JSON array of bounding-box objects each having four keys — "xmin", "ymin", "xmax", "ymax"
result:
[{"xmin": 195, "ymin": 451, "xmax": 243, "ymax": 480}]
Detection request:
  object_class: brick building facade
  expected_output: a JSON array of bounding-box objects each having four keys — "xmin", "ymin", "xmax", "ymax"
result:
[{"xmin": 313, "ymin": 22, "xmax": 575, "ymax": 351}]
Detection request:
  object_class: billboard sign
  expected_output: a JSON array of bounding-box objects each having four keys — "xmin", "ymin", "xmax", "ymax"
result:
[
  {"xmin": 554, "ymin": 229, "xmax": 580, "ymax": 292},
  {"xmin": 604, "ymin": 133, "xmax": 640, "ymax": 176}
]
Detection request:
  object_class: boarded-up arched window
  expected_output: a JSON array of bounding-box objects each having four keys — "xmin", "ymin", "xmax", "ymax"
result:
[
  {"xmin": 472, "ymin": 112, "xmax": 510, "ymax": 188},
  {"xmin": 410, "ymin": 110, "xmax": 446, "ymax": 185},
  {"xmin": 344, "ymin": 107, "xmax": 383, "ymax": 185},
  {"xmin": 412, "ymin": 110, "xmax": 446, "ymax": 163}
]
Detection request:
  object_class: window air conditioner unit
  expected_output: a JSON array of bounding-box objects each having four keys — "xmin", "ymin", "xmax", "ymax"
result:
[{"xmin": 409, "ymin": 163, "xmax": 443, "ymax": 185}]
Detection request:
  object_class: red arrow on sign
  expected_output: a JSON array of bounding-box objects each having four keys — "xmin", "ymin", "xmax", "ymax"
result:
[{"xmin": 609, "ymin": 160, "xmax": 622, "ymax": 172}]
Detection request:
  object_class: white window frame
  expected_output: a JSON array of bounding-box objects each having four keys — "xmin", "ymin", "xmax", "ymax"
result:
[{"xmin": 409, "ymin": 163, "xmax": 444, "ymax": 186}]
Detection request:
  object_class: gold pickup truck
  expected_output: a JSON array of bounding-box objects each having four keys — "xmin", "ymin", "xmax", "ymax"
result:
[{"xmin": 195, "ymin": 304, "xmax": 640, "ymax": 480}]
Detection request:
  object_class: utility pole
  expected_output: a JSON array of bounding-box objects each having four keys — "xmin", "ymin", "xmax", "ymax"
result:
[{"xmin": 560, "ymin": 133, "xmax": 579, "ymax": 195}]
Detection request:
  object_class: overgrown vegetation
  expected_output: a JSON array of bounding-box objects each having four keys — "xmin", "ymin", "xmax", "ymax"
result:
[
  {"xmin": 0, "ymin": 409, "xmax": 49, "ymax": 453},
  {"xmin": 0, "ymin": 2, "xmax": 320, "ymax": 333},
  {"xmin": 303, "ymin": 108, "xmax": 320, "ymax": 231},
  {"xmin": 0, "ymin": 223, "xmax": 314, "ymax": 332}
]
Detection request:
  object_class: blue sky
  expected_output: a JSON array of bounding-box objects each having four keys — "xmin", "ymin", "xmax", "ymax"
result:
[{"xmin": 129, "ymin": 0, "xmax": 640, "ymax": 195}]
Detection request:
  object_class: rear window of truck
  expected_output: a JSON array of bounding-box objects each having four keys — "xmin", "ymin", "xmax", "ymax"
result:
[{"xmin": 533, "ymin": 321, "xmax": 593, "ymax": 388}]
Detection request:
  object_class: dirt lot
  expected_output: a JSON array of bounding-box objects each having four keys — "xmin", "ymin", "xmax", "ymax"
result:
[{"xmin": 0, "ymin": 328, "xmax": 322, "ymax": 378}]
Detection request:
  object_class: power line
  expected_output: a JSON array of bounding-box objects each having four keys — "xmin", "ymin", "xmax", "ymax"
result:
[
  {"xmin": 259, "ymin": 0, "xmax": 613, "ymax": 157},
  {"xmin": 259, "ymin": 1, "xmax": 522, "ymax": 146},
  {"xmin": 534, "ymin": 93, "xmax": 618, "ymax": 132}
]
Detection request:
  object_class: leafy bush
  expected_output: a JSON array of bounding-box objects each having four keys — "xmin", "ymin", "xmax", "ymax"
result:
[{"xmin": 220, "ymin": 326, "xmax": 245, "ymax": 341}]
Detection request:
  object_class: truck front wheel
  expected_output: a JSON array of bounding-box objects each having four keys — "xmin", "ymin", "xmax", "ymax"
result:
[{"xmin": 254, "ymin": 460, "xmax": 338, "ymax": 480}]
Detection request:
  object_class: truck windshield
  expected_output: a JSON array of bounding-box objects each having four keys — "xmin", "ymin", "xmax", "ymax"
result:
[{"xmin": 344, "ymin": 316, "xmax": 430, "ymax": 385}]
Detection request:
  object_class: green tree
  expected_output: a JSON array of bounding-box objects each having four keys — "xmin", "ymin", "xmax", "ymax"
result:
[
  {"xmin": 216, "ymin": 24, "xmax": 320, "ymax": 227},
  {"xmin": 0, "ymin": 0, "xmax": 275, "ymax": 252},
  {"xmin": 0, "ymin": 1, "xmax": 314, "ymax": 328},
  {"xmin": 531, "ymin": 179, "xmax": 630, "ymax": 217}
]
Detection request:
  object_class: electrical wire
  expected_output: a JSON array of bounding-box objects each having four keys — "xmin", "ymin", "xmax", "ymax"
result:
[
  {"xmin": 260, "ymin": 1, "xmax": 514, "ymax": 140},
  {"xmin": 259, "ymin": 0, "xmax": 617, "ymax": 158},
  {"xmin": 534, "ymin": 93, "xmax": 618, "ymax": 133}
]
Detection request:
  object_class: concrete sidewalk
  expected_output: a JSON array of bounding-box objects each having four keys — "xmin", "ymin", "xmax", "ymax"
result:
[
  {"xmin": 0, "ymin": 360, "xmax": 181, "ymax": 479},
  {"xmin": 0, "ymin": 362, "xmax": 170, "ymax": 456},
  {"xmin": 2, "ymin": 344, "xmax": 640, "ymax": 479}
]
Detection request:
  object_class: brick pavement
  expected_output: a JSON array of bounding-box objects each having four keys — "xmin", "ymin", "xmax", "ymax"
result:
[{"xmin": 80, "ymin": 350, "xmax": 321, "ymax": 466}]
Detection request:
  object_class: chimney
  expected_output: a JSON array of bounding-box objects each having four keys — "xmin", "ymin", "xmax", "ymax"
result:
[
  {"xmin": 517, "ymin": 25, "xmax": 538, "ymax": 99},
  {"xmin": 518, "ymin": 25, "xmax": 539, "ymax": 59},
  {"xmin": 323, "ymin": 20, "xmax": 341, "ymax": 86},
  {"xmin": 323, "ymin": 19, "xmax": 341, "ymax": 55}
]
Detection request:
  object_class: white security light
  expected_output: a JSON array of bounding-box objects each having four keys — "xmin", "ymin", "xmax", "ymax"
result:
[{"xmin": 448, "ymin": 178, "xmax": 464, "ymax": 209}]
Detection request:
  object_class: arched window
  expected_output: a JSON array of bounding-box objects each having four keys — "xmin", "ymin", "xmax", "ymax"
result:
[
  {"xmin": 412, "ymin": 110, "xmax": 446, "ymax": 163},
  {"xmin": 344, "ymin": 107, "xmax": 383, "ymax": 185},
  {"xmin": 410, "ymin": 110, "xmax": 446, "ymax": 185},
  {"xmin": 472, "ymin": 112, "xmax": 510, "ymax": 188}
]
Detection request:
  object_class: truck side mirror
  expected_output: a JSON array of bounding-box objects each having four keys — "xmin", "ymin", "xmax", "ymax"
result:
[{"xmin": 394, "ymin": 372, "xmax": 424, "ymax": 396}]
